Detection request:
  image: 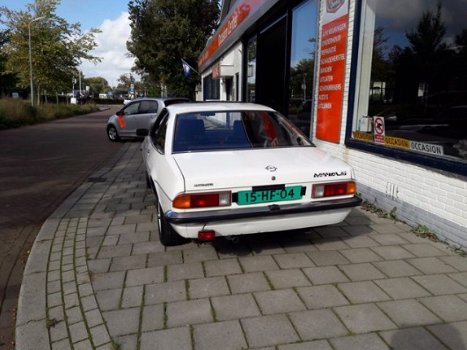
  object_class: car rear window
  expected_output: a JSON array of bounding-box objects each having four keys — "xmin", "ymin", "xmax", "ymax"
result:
[{"xmin": 172, "ymin": 110, "xmax": 313, "ymax": 153}]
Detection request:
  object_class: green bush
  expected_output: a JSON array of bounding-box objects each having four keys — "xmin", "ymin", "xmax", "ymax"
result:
[{"xmin": 0, "ymin": 99, "xmax": 99, "ymax": 130}]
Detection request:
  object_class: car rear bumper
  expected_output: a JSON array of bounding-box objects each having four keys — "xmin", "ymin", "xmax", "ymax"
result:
[{"xmin": 165, "ymin": 196, "xmax": 362, "ymax": 224}]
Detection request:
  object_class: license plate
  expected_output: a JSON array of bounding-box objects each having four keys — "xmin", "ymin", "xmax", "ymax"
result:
[{"xmin": 237, "ymin": 186, "xmax": 302, "ymax": 205}]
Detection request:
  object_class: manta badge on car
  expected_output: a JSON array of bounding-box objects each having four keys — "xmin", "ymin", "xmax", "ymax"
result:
[
  {"xmin": 313, "ymin": 171, "xmax": 347, "ymax": 178},
  {"xmin": 265, "ymin": 165, "xmax": 277, "ymax": 172}
]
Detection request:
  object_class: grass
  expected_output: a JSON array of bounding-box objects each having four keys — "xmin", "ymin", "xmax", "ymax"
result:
[{"xmin": 0, "ymin": 98, "xmax": 99, "ymax": 130}]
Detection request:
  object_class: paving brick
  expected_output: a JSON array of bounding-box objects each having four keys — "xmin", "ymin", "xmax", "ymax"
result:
[
  {"xmin": 121, "ymin": 286, "xmax": 143, "ymax": 308},
  {"xmin": 227, "ymin": 272, "xmax": 271, "ymax": 294},
  {"xmin": 412, "ymin": 274, "xmax": 466, "ymax": 295},
  {"xmin": 110, "ymin": 255, "xmax": 147, "ymax": 272},
  {"xmin": 297, "ymin": 285, "xmax": 349, "ymax": 309},
  {"xmin": 211, "ymin": 294, "xmax": 260, "ymax": 320},
  {"xmin": 380, "ymin": 327, "xmax": 447, "ymax": 350},
  {"xmin": 95, "ymin": 288, "xmax": 122, "ymax": 311},
  {"xmin": 402, "ymin": 243, "xmax": 447, "ymax": 257},
  {"xmin": 265, "ymin": 269, "xmax": 311, "ymax": 289},
  {"xmin": 408, "ymin": 257, "xmax": 457, "ymax": 274},
  {"xmin": 330, "ymin": 333, "xmax": 390, "ymax": 350},
  {"xmin": 140, "ymin": 327, "xmax": 192, "ymax": 350},
  {"xmin": 141, "ymin": 304, "xmax": 164, "ymax": 332},
  {"xmin": 183, "ymin": 246, "xmax": 219, "ymax": 263},
  {"xmin": 107, "ymin": 224, "xmax": 136, "ymax": 235},
  {"xmin": 315, "ymin": 226, "xmax": 350, "ymax": 238},
  {"xmin": 90, "ymin": 324, "xmax": 111, "ymax": 347},
  {"xmin": 278, "ymin": 340, "xmax": 332, "ymax": 350},
  {"xmin": 273, "ymin": 253, "xmax": 315, "ymax": 268},
  {"xmin": 166, "ymin": 299, "xmax": 212, "ymax": 327},
  {"xmin": 65, "ymin": 306, "xmax": 83, "ymax": 325},
  {"xmin": 419, "ymin": 295, "xmax": 467, "ymax": 322},
  {"xmin": 289, "ymin": 309, "xmax": 348, "ymax": 341},
  {"xmin": 69, "ymin": 321, "xmax": 88, "ymax": 344},
  {"xmin": 51, "ymin": 338, "xmax": 72, "ymax": 350},
  {"xmin": 92, "ymin": 271, "xmax": 125, "ymax": 291},
  {"xmin": 188, "ymin": 276, "xmax": 229, "ymax": 299},
  {"xmin": 167, "ymin": 263, "xmax": 204, "ymax": 281},
  {"xmin": 239, "ymin": 255, "xmax": 279, "ymax": 272},
  {"xmin": 132, "ymin": 241, "xmax": 165, "ymax": 255},
  {"xmin": 344, "ymin": 235, "xmax": 379, "ymax": 248},
  {"xmin": 307, "ymin": 251, "xmax": 350, "ymax": 266},
  {"xmin": 118, "ymin": 232, "xmax": 150, "ymax": 245},
  {"xmin": 314, "ymin": 239, "xmax": 349, "ymax": 251},
  {"xmin": 370, "ymin": 233, "xmax": 409, "ymax": 246},
  {"xmin": 49, "ymin": 320, "xmax": 68, "ymax": 343},
  {"xmin": 145, "ymin": 281, "xmax": 187, "ymax": 304},
  {"xmin": 428, "ymin": 321, "xmax": 467, "ymax": 350},
  {"xmin": 204, "ymin": 258, "xmax": 242, "ymax": 276},
  {"xmin": 254, "ymin": 289, "xmax": 305, "ymax": 314},
  {"xmin": 370, "ymin": 246, "xmax": 414, "ymax": 260},
  {"xmin": 73, "ymin": 339, "xmax": 93, "ymax": 350},
  {"xmin": 441, "ymin": 256, "xmax": 467, "ymax": 271},
  {"xmin": 124, "ymin": 214, "xmax": 152, "ymax": 225},
  {"xmin": 85, "ymin": 308, "xmax": 104, "ymax": 328},
  {"xmin": 334, "ymin": 304, "xmax": 396, "ymax": 333},
  {"xmin": 373, "ymin": 260, "xmax": 422, "ymax": 278},
  {"xmin": 449, "ymin": 272, "xmax": 467, "ymax": 288},
  {"xmin": 370, "ymin": 223, "xmax": 404, "ymax": 234},
  {"xmin": 338, "ymin": 281, "xmax": 390, "ymax": 304},
  {"xmin": 114, "ymin": 334, "xmax": 137, "ymax": 350},
  {"xmin": 303, "ymin": 266, "xmax": 349, "ymax": 285},
  {"xmin": 102, "ymin": 308, "xmax": 140, "ymax": 337},
  {"xmin": 193, "ymin": 320, "xmax": 247, "ymax": 350},
  {"xmin": 147, "ymin": 251, "xmax": 183, "ymax": 267},
  {"xmin": 242, "ymin": 315, "xmax": 299, "ymax": 348},
  {"xmin": 126, "ymin": 266, "xmax": 164, "ymax": 286},
  {"xmin": 338, "ymin": 263, "xmax": 385, "ymax": 281},
  {"xmin": 378, "ymin": 300, "xmax": 441, "ymax": 326},
  {"xmin": 340, "ymin": 248, "xmax": 382, "ymax": 263},
  {"xmin": 374, "ymin": 277, "xmax": 430, "ymax": 299},
  {"xmin": 98, "ymin": 244, "xmax": 132, "ymax": 259}
]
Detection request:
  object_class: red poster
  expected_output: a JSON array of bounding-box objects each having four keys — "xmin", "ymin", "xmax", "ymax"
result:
[{"xmin": 316, "ymin": 1, "xmax": 349, "ymax": 143}]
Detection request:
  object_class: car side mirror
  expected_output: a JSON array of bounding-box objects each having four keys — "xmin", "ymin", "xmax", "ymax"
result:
[{"xmin": 136, "ymin": 128, "xmax": 149, "ymax": 137}]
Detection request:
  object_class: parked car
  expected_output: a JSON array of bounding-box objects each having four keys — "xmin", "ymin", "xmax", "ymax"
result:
[
  {"xmin": 138, "ymin": 102, "xmax": 361, "ymax": 246},
  {"xmin": 106, "ymin": 97, "xmax": 189, "ymax": 141}
]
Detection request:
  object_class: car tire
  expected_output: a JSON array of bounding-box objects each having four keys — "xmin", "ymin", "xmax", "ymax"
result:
[
  {"xmin": 107, "ymin": 125, "xmax": 120, "ymax": 142},
  {"xmin": 145, "ymin": 172, "xmax": 152, "ymax": 189},
  {"xmin": 157, "ymin": 202, "xmax": 187, "ymax": 246}
]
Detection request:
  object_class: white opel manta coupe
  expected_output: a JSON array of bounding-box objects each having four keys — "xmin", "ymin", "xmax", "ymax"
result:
[{"xmin": 139, "ymin": 102, "xmax": 361, "ymax": 246}]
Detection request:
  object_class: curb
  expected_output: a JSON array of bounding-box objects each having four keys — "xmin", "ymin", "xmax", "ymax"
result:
[{"xmin": 15, "ymin": 142, "xmax": 134, "ymax": 350}]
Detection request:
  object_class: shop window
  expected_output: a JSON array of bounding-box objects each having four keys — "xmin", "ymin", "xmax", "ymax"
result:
[
  {"xmin": 288, "ymin": 0, "xmax": 318, "ymax": 136},
  {"xmin": 203, "ymin": 74, "xmax": 220, "ymax": 100},
  {"xmin": 352, "ymin": 0, "xmax": 467, "ymax": 163},
  {"xmin": 246, "ymin": 37, "xmax": 257, "ymax": 102}
]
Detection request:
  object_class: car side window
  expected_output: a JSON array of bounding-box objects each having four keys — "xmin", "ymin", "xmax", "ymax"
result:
[
  {"xmin": 123, "ymin": 102, "xmax": 140, "ymax": 115},
  {"xmin": 139, "ymin": 100, "xmax": 158, "ymax": 114},
  {"xmin": 151, "ymin": 111, "xmax": 169, "ymax": 153}
]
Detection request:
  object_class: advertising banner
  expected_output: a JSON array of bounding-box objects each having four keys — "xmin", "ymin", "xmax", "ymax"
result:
[{"xmin": 315, "ymin": 0, "xmax": 349, "ymax": 143}]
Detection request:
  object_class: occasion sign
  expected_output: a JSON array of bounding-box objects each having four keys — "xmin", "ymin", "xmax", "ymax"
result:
[{"xmin": 315, "ymin": 0, "xmax": 349, "ymax": 143}]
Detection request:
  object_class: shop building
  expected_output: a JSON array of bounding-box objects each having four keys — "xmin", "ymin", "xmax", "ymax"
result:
[{"xmin": 198, "ymin": 0, "xmax": 467, "ymax": 247}]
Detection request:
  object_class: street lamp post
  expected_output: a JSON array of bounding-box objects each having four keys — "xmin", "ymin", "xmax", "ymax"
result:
[{"xmin": 28, "ymin": 16, "xmax": 45, "ymax": 107}]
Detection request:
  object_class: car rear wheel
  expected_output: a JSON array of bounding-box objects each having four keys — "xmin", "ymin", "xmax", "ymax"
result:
[
  {"xmin": 107, "ymin": 125, "xmax": 120, "ymax": 142},
  {"xmin": 157, "ymin": 202, "xmax": 187, "ymax": 246}
]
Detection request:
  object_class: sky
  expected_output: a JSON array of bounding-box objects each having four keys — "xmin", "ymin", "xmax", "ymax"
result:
[{"xmin": 1, "ymin": 0, "xmax": 134, "ymax": 87}]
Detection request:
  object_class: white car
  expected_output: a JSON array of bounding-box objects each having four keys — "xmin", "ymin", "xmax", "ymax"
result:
[{"xmin": 139, "ymin": 102, "xmax": 361, "ymax": 246}]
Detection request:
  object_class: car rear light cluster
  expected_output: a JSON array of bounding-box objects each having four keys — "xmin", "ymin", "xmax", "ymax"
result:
[
  {"xmin": 173, "ymin": 191, "xmax": 231, "ymax": 209},
  {"xmin": 312, "ymin": 181, "xmax": 356, "ymax": 198}
]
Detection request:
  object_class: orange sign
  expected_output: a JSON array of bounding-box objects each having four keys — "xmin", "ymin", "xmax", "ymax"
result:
[
  {"xmin": 198, "ymin": 0, "xmax": 264, "ymax": 68},
  {"xmin": 315, "ymin": 1, "xmax": 349, "ymax": 143}
]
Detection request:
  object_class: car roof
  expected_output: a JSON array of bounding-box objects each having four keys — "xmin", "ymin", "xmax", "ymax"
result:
[
  {"xmin": 128, "ymin": 97, "xmax": 189, "ymax": 102},
  {"xmin": 166, "ymin": 102, "xmax": 276, "ymax": 114}
]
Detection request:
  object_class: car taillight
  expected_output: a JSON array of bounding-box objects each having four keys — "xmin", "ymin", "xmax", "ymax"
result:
[
  {"xmin": 173, "ymin": 191, "xmax": 231, "ymax": 209},
  {"xmin": 312, "ymin": 181, "xmax": 356, "ymax": 198}
]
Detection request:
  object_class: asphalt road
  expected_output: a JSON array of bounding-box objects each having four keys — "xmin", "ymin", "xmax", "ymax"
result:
[{"xmin": 0, "ymin": 106, "xmax": 123, "ymax": 349}]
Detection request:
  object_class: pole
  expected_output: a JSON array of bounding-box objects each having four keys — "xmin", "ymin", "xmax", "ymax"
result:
[{"xmin": 28, "ymin": 16, "xmax": 45, "ymax": 107}]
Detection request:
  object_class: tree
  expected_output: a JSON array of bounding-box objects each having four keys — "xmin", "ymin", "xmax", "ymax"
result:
[
  {"xmin": 127, "ymin": 0, "xmax": 219, "ymax": 98},
  {"xmin": 83, "ymin": 76, "xmax": 110, "ymax": 95},
  {"xmin": 0, "ymin": 0, "xmax": 101, "ymax": 102},
  {"xmin": 0, "ymin": 28, "xmax": 18, "ymax": 97}
]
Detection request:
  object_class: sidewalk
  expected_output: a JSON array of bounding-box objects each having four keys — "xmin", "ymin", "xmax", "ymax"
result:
[{"xmin": 16, "ymin": 142, "xmax": 467, "ymax": 350}]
